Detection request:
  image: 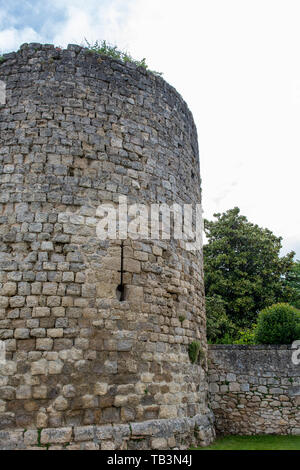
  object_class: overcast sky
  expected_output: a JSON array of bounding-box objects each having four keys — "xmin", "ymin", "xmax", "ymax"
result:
[{"xmin": 0, "ymin": 0, "xmax": 299, "ymax": 259}]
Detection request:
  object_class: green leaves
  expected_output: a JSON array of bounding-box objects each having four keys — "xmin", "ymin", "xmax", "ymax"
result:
[
  {"xmin": 204, "ymin": 207, "xmax": 296, "ymax": 329},
  {"xmin": 255, "ymin": 303, "xmax": 300, "ymax": 344},
  {"xmin": 284, "ymin": 260, "xmax": 300, "ymax": 309},
  {"xmin": 206, "ymin": 295, "xmax": 238, "ymax": 343}
]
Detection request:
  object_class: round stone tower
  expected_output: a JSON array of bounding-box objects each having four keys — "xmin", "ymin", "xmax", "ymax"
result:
[{"xmin": 0, "ymin": 43, "xmax": 214, "ymax": 449}]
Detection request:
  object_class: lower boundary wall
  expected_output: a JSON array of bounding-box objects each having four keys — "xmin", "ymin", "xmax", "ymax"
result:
[
  {"xmin": 2, "ymin": 345, "xmax": 300, "ymax": 448},
  {"xmin": 0, "ymin": 413, "xmax": 215, "ymax": 450},
  {"xmin": 208, "ymin": 345, "xmax": 300, "ymax": 435}
]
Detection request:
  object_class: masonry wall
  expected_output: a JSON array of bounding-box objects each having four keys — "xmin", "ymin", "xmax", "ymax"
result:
[
  {"xmin": 208, "ymin": 345, "xmax": 300, "ymax": 435},
  {"xmin": 0, "ymin": 43, "xmax": 214, "ymax": 449}
]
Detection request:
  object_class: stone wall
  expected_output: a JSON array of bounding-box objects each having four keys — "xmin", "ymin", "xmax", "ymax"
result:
[
  {"xmin": 0, "ymin": 43, "xmax": 214, "ymax": 449},
  {"xmin": 208, "ymin": 345, "xmax": 300, "ymax": 435}
]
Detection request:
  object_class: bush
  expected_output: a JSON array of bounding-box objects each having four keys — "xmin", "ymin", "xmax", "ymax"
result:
[
  {"xmin": 254, "ymin": 303, "xmax": 300, "ymax": 344},
  {"xmin": 233, "ymin": 325, "xmax": 256, "ymax": 345},
  {"xmin": 206, "ymin": 295, "xmax": 238, "ymax": 343},
  {"xmin": 213, "ymin": 332, "xmax": 236, "ymax": 344}
]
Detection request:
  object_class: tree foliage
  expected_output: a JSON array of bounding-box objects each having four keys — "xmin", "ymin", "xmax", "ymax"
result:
[
  {"xmin": 204, "ymin": 207, "xmax": 296, "ymax": 328},
  {"xmin": 205, "ymin": 295, "xmax": 238, "ymax": 343},
  {"xmin": 285, "ymin": 260, "xmax": 300, "ymax": 309}
]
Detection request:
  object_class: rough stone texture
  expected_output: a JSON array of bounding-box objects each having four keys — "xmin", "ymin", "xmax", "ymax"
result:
[
  {"xmin": 208, "ymin": 345, "xmax": 300, "ymax": 435},
  {"xmin": 0, "ymin": 413, "xmax": 215, "ymax": 449},
  {"xmin": 0, "ymin": 43, "xmax": 214, "ymax": 449}
]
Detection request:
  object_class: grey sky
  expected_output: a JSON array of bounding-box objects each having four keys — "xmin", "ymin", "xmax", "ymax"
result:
[{"xmin": 0, "ymin": 0, "xmax": 299, "ymax": 259}]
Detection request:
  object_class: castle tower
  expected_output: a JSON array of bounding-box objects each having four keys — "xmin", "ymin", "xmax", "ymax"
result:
[{"xmin": 0, "ymin": 43, "xmax": 214, "ymax": 449}]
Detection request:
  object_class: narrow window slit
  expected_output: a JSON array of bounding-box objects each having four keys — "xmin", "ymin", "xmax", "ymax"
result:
[{"xmin": 117, "ymin": 240, "xmax": 126, "ymax": 301}]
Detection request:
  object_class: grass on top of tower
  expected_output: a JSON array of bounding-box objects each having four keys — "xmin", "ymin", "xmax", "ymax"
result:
[{"xmin": 84, "ymin": 39, "xmax": 162, "ymax": 76}]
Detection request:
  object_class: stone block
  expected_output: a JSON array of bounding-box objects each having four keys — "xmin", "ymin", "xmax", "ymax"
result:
[{"xmin": 40, "ymin": 427, "xmax": 72, "ymax": 444}]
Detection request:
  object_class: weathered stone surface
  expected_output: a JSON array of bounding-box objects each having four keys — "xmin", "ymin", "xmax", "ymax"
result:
[
  {"xmin": 40, "ymin": 427, "xmax": 72, "ymax": 444},
  {"xmin": 151, "ymin": 437, "xmax": 168, "ymax": 449},
  {"xmin": 0, "ymin": 42, "xmax": 213, "ymax": 450},
  {"xmin": 94, "ymin": 383, "xmax": 108, "ymax": 396},
  {"xmin": 208, "ymin": 345, "xmax": 300, "ymax": 436}
]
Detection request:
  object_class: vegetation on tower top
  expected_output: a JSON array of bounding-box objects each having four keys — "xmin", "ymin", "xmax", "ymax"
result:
[{"xmin": 84, "ymin": 39, "xmax": 162, "ymax": 76}]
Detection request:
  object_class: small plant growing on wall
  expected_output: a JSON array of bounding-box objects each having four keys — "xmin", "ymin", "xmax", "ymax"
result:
[{"xmin": 188, "ymin": 341, "xmax": 203, "ymax": 364}]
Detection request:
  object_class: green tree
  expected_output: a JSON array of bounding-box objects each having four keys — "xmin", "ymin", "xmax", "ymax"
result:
[
  {"xmin": 205, "ymin": 295, "xmax": 238, "ymax": 343},
  {"xmin": 204, "ymin": 207, "xmax": 296, "ymax": 328},
  {"xmin": 285, "ymin": 260, "xmax": 300, "ymax": 309}
]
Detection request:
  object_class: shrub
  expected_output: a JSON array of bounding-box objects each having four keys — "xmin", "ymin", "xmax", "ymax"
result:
[
  {"xmin": 233, "ymin": 325, "xmax": 256, "ymax": 345},
  {"xmin": 213, "ymin": 332, "xmax": 236, "ymax": 345},
  {"xmin": 254, "ymin": 303, "xmax": 300, "ymax": 344}
]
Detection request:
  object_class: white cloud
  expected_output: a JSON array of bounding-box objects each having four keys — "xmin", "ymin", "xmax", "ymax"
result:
[
  {"xmin": 0, "ymin": 4, "xmax": 41, "ymax": 51},
  {"xmin": 49, "ymin": 0, "xmax": 134, "ymax": 47},
  {"xmin": 52, "ymin": 7, "xmax": 95, "ymax": 46},
  {"xmin": 0, "ymin": 26, "xmax": 42, "ymax": 52}
]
